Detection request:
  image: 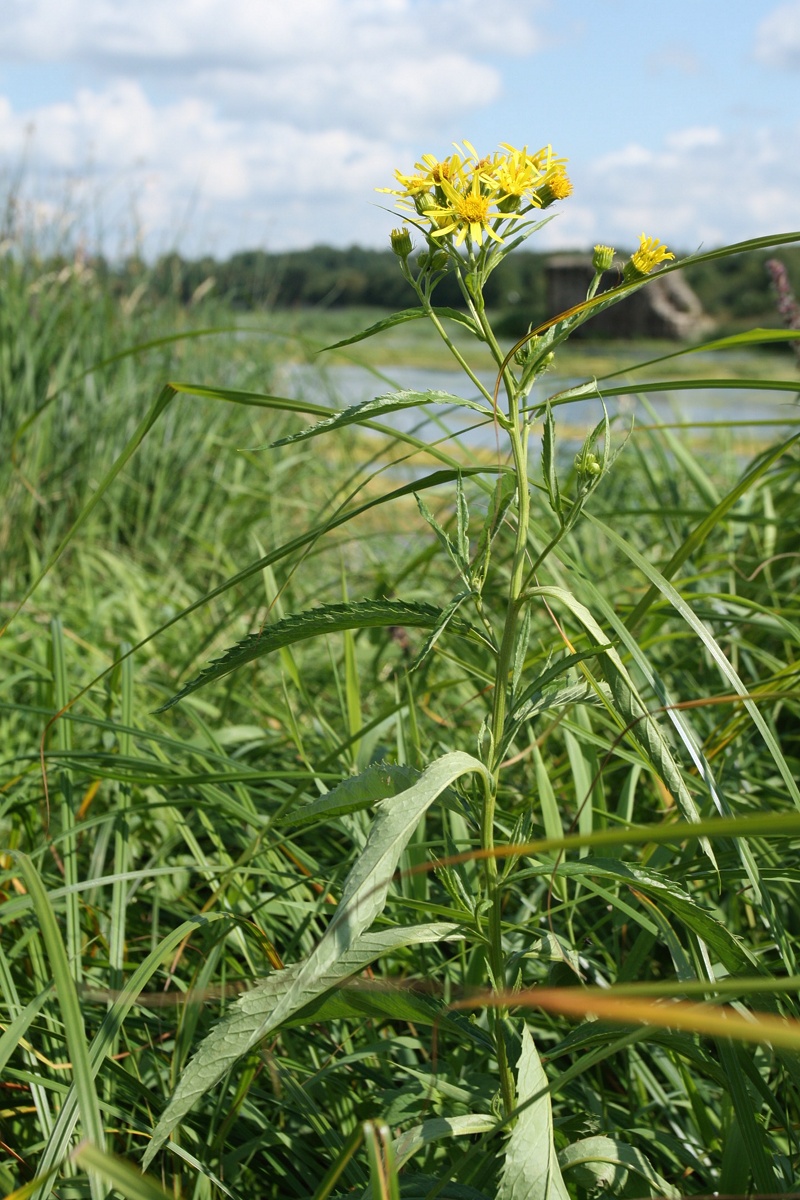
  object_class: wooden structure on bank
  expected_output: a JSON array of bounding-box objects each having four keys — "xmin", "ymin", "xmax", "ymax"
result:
[{"xmin": 545, "ymin": 254, "xmax": 714, "ymax": 339}]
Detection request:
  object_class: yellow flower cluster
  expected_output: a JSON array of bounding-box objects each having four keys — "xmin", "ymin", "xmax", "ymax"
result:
[{"xmin": 379, "ymin": 141, "xmax": 571, "ymax": 248}]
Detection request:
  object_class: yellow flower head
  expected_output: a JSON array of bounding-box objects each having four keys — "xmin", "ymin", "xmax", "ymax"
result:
[
  {"xmin": 626, "ymin": 233, "xmax": 675, "ymax": 279},
  {"xmin": 425, "ymin": 171, "xmax": 510, "ymax": 247},
  {"xmin": 535, "ymin": 169, "xmax": 573, "ymax": 208},
  {"xmin": 475, "ymin": 143, "xmax": 569, "ymax": 208}
]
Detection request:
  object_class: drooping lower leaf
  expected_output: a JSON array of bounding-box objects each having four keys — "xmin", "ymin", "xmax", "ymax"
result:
[
  {"xmin": 143, "ymin": 751, "xmax": 491, "ymax": 1167},
  {"xmin": 143, "ymin": 924, "xmax": 461, "ymax": 1168}
]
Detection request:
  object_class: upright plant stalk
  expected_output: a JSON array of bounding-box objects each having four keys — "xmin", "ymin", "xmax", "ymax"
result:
[{"xmin": 384, "ymin": 141, "xmax": 678, "ymax": 1120}]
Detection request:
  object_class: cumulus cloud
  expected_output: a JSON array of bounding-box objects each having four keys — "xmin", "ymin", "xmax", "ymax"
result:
[
  {"xmin": 4, "ymin": 0, "xmax": 543, "ymax": 65},
  {"xmin": 0, "ymin": 81, "xmax": 405, "ymax": 253},
  {"xmin": 0, "ymin": 0, "xmax": 551, "ymax": 252},
  {"xmin": 548, "ymin": 122, "xmax": 800, "ymax": 253},
  {"xmin": 755, "ymin": 1, "xmax": 800, "ymax": 70},
  {"xmin": 1, "ymin": 1, "xmax": 797, "ymax": 257}
]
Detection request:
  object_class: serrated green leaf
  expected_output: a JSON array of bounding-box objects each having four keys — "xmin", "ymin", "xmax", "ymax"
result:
[
  {"xmin": 415, "ymin": 493, "xmax": 461, "ymax": 570},
  {"xmin": 474, "ymin": 472, "xmax": 517, "ymax": 586},
  {"xmin": 143, "ymin": 751, "xmax": 490, "ymax": 1167},
  {"xmin": 498, "ymin": 1025, "xmax": 569, "ymax": 1200},
  {"xmin": 269, "ymin": 388, "xmax": 491, "ymax": 448},
  {"xmin": 456, "ymin": 473, "xmax": 470, "ymax": 563},
  {"xmin": 157, "ymin": 600, "xmax": 484, "ymax": 712},
  {"xmin": 541, "ymin": 404, "xmax": 561, "ymax": 518},
  {"xmin": 321, "ymin": 307, "xmax": 478, "ymax": 351},
  {"xmin": 410, "ymin": 591, "xmax": 472, "ymax": 672},
  {"xmin": 142, "ymin": 923, "xmax": 460, "ymax": 1169}
]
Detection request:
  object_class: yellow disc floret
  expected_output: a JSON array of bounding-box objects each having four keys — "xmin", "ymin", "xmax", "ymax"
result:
[{"xmin": 426, "ymin": 173, "xmax": 510, "ymax": 247}]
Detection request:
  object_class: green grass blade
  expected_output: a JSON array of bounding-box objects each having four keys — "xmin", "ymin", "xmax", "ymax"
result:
[
  {"xmin": 3, "ymin": 385, "xmax": 175, "ymax": 632},
  {"xmin": 624, "ymin": 431, "xmax": 800, "ymax": 629},
  {"xmin": 0, "ymin": 986, "xmax": 53, "ymax": 1074},
  {"xmin": 32, "ymin": 915, "xmax": 229, "ymax": 1200},
  {"xmin": 12, "ymin": 852, "xmax": 106, "ymax": 1188},
  {"xmin": 72, "ymin": 1144, "xmax": 174, "ymax": 1200},
  {"xmin": 585, "ymin": 512, "xmax": 800, "ymax": 808}
]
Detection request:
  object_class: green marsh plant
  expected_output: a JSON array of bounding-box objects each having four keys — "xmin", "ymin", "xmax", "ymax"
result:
[{"xmin": 3, "ymin": 141, "xmax": 800, "ymax": 1198}]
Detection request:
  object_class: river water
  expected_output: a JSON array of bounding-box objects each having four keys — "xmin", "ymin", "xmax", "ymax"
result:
[{"xmin": 277, "ymin": 360, "xmax": 800, "ymax": 455}]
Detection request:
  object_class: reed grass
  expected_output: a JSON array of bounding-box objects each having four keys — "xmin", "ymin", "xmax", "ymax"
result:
[{"xmin": 2, "ymin": 214, "xmax": 800, "ymax": 1199}]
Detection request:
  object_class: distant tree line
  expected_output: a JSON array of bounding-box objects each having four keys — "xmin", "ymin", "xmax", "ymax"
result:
[{"xmin": 92, "ymin": 242, "xmax": 800, "ymax": 334}]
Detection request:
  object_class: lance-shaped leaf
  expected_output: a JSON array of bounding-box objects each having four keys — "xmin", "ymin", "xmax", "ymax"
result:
[
  {"xmin": 498, "ymin": 1024, "xmax": 569, "ymax": 1200},
  {"xmin": 321, "ymin": 306, "xmax": 479, "ymax": 350},
  {"xmin": 143, "ymin": 751, "xmax": 490, "ymax": 1167},
  {"xmin": 156, "ymin": 600, "xmax": 487, "ymax": 712},
  {"xmin": 268, "ymin": 388, "xmax": 493, "ymax": 448}
]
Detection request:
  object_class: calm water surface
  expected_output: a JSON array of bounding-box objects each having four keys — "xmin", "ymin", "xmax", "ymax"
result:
[{"xmin": 278, "ymin": 361, "xmax": 799, "ymax": 454}]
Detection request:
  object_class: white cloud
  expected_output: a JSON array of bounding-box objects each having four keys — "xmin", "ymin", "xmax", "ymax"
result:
[
  {"xmin": 755, "ymin": 1, "xmax": 800, "ymax": 70},
  {"xmin": 558, "ymin": 123, "xmax": 800, "ymax": 253},
  {"xmin": 1, "ymin": 2, "xmax": 797, "ymax": 258},
  {"xmin": 3, "ymin": 0, "xmax": 542, "ymax": 72},
  {"xmin": 0, "ymin": 0, "xmax": 550, "ymax": 253},
  {"xmin": 0, "ymin": 80, "xmax": 404, "ymax": 253},
  {"xmin": 1, "ymin": 0, "xmax": 539, "ymax": 143}
]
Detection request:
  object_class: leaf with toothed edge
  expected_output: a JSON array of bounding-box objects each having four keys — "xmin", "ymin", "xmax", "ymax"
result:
[
  {"xmin": 320, "ymin": 306, "xmax": 480, "ymax": 350},
  {"xmin": 267, "ymin": 388, "xmax": 493, "ymax": 448},
  {"xmin": 156, "ymin": 600, "xmax": 489, "ymax": 712}
]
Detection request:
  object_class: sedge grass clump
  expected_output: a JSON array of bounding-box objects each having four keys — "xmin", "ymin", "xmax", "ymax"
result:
[{"xmin": 3, "ymin": 142, "xmax": 800, "ymax": 1199}]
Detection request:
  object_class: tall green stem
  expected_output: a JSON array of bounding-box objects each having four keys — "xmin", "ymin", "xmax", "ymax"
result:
[
  {"xmin": 422, "ymin": 268, "xmax": 533, "ymax": 1118},
  {"xmin": 472, "ymin": 295, "xmax": 532, "ymax": 1118}
]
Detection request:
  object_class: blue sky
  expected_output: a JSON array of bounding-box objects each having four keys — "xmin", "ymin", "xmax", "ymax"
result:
[{"xmin": 1, "ymin": 0, "xmax": 798, "ymax": 258}]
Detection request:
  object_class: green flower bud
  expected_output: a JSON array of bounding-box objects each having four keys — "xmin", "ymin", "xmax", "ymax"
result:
[
  {"xmin": 390, "ymin": 227, "xmax": 413, "ymax": 259},
  {"xmin": 592, "ymin": 244, "xmax": 615, "ymax": 272},
  {"xmin": 414, "ymin": 192, "xmax": 437, "ymax": 216},
  {"xmin": 418, "ymin": 248, "xmax": 449, "ymax": 273},
  {"xmin": 497, "ymin": 193, "xmax": 521, "ymax": 214},
  {"xmin": 574, "ymin": 450, "xmax": 601, "ymax": 478}
]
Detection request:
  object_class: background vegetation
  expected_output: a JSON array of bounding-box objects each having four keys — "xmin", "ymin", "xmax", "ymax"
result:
[
  {"xmin": 44, "ymin": 241, "xmax": 800, "ymax": 338},
  {"xmin": 2, "ymin": 229, "xmax": 800, "ymax": 1199}
]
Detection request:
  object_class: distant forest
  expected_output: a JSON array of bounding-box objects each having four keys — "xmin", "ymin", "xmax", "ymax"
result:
[{"xmin": 95, "ymin": 242, "xmax": 800, "ymax": 335}]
